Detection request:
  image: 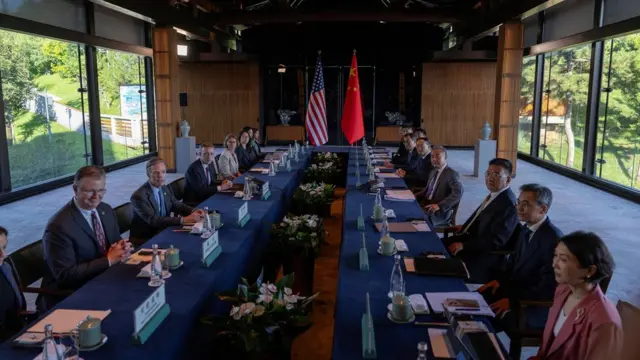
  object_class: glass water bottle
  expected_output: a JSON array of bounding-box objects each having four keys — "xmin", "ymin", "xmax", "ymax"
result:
[
  {"xmin": 42, "ymin": 324, "xmax": 64, "ymax": 360},
  {"xmin": 149, "ymin": 244, "xmax": 164, "ymax": 287},
  {"xmin": 388, "ymin": 254, "xmax": 405, "ymax": 298}
]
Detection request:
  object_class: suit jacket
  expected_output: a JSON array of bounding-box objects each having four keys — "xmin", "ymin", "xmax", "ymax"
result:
[
  {"xmin": 392, "ymin": 141, "xmax": 408, "ymax": 163},
  {"xmin": 394, "ymin": 148, "xmax": 419, "ymax": 169},
  {"xmin": 184, "ymin": 160, "xmax": 219, "ymax": 204},
  {"xmin": 250, "ymin": 140, "xmax": 262, "ymax": 157},
  {"xmin": 0, "ymin": 262, "xmax": 26, "ymax": 341},
  {"xmin": 130, "ymin": 182, "xmax": 194, "ymax": 243},
  {"xmin": 455, "ymin": 188, "xmax": 519, "ymax": 283},
  {"xmin": 235, "ymin": 145, "xmax": 256, "ymax": 172},
  {"xmin": 534, "ymin": 284, "xmax": 622, "ymax": 360},
  {"xmin": 40, "ymin": 200, "xmax": 120, "ymax": 310},
  {"xmin": 422, "ymin": 166, "xmax": 463, "ymax": 226},
  {"xmin": 404, "ymin": 153, "xmax": 434, "ymax": 187},
  {"xmin": 219, "ymin": 150, "xmax": 239, "ymax": 179}
]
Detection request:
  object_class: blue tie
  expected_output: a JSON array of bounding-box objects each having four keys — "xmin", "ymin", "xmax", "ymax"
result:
[
  {"xmin": 156, "ymin": 189, "xmax": 165, "ymax": 216},
  {"xmin": 1, "ymin": 263, "xmax": 23, "ymax": 309}
]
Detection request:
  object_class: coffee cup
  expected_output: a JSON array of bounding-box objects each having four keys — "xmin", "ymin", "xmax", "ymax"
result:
[
  {"xmin": 77, "ymin": 316, "xmax": 102, "ymax": 348},
  {"xmin": 391, "ymin": 294, "xmax": 413, "ymax": 321},
  {"xmin": 164, "ymin": 245, "xmax": 180, "ymax": 268},
  {"xmin": 212, "ymin": 212, "xmax": 222, "ymax": 228}
]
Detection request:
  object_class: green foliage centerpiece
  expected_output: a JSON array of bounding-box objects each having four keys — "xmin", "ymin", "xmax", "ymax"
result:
[{"xmin": 292, "ymin": 182, "xmax": 335, "ymax": 216}]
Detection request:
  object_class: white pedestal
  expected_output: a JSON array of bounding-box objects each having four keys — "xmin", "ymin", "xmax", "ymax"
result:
[
  {"xmin": 175, "ymin": 136, "xmax": 196, "ymax": 174},
  {"xmin": 474, "ymin": 139, "xmax": 497, "ymax": 177}
]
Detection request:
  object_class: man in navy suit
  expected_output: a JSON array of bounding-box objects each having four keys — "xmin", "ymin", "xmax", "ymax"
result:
[
  {"xmin": 40, "ymin": 166, "xmax": 133, "ymax": 311},
  {"xmin": 396, "ymin": 137, "xmax": 433, "ymax": 188},
  {"xmin": 184, "ymin": 143, "xmax": 233, "ymax": 204},
  {"xmin": 478, "ymin": 184, "xmax": 562, "ymax": 330},
  {"xmin": 0, "ymin": 226, "xmax": 27, "ymax": 341},
  {"xmin": 444, "ymin": 158, "xmax": 519, "ymax": 283}
]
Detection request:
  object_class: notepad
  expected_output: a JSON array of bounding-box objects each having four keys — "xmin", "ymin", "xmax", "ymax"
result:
[
  {"xmin": 428, "ymin": 328, "xmax": 456, "ymax": 358},
  {"xmin": 376, "ymin": 173, "xmax": 400, "ymax": 179},
  {"xmin": 374, "ymin": 222, "xmax": 418, "ymax": 233},
  {"xmin": 26, "ymin": 309, "xmax": 112, "ymax": 334},
  {"xmin": 425, "ymin": 292, "xmax": 494, "ymax": 317}
]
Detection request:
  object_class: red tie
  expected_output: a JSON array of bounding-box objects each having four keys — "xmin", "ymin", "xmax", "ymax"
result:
[{"xmin": 91, "ymin": 211, "xmax": 107, "ymax": 254}]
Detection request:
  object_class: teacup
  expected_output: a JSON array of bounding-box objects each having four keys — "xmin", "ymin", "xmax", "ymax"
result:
[
  {"xmin": 391, "ymin": 294, "xmax": 413, "ymax": 321},
  {"xmin": 164, "ymin": 245, "xmax": 180, "ymax": 268},
  {"xmin": 212, "ymin": 212, "xmax": 222, "ymax": 228},
  {"xmin": 77, "ymin": 316, "xmax": 102, "ymax": 348},
  {"xmin": 380, "ymin": 236, "xmax": 396, "ymax": 256}
]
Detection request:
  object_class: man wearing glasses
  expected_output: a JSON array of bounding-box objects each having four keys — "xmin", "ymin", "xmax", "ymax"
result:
[
  {"xmin": 444, "ymin": 158, "xmax": 519, "ymax": 283},
  {"xmin": 39, "ymin": 166, "xmax": 132, "ymax": 312}
]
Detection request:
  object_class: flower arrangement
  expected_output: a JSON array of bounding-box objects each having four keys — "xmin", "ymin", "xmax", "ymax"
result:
[
  {"xmin": 214, "ymin": 274, "xmax": 319, "ymax": 353},
  {"xmin": 292, "ymin": 182, "xmax": 334, "ymax": 215},
  {"xmin": 306, "ymin": 161, "xmax": 340, "ymax": 183},
  {"xmin": 313, "ymin": 152, "xmax": 340, "ymax": 163},
  {"xmin": 271, "ymin": 214, "xmax": 324, "ymax": 257}
]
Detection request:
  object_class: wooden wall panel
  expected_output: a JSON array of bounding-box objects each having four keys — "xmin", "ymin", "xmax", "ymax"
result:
[
  {"xmin": 421, "ymin": 62, "xmax": 497, "ymax": 147},
  {"xmin": 178, "ymin": 62, "xmax": 260, "ymax": 145}
]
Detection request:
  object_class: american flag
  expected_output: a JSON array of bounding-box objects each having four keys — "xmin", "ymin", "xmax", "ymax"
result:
[{"xmin": 305, "ymin": 54, "xmax": 328, "ymax": 145}]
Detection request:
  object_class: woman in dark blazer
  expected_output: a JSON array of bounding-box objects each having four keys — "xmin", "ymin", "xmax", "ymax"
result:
[
  {"xmin": 530, "ymin": 231, "xmax": 622, "ymax": 360},
  {"xmin": 235, "ymin": 130, "xmax": 257, "ymax": 172}
]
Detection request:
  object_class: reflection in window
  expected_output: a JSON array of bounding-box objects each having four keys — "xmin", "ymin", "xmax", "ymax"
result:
[
  {"xmin": 96, "ymin": 48, "xmax": 149, "ymax": 165},
  {"xmin": 0, "ymin": 30, "xmax": 91, "ymax": 189},
  {"xmin": 597, "ymin": 33, "xmax": 640, "ymax": 191},
  {"xmin": 518, "ymin": 57, "xmax": 536, "ymax": 154},
  {"xmin": 539, "ymin": 45, "xmax": 591, "ymax": 171}
]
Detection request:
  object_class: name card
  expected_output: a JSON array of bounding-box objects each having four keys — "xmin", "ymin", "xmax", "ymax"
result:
[
  {"xmin": 134, "ymin": 284, "xmax": 166, "ymax": 334},
  {"xmin": 238, "ymin": 202, "xmax": 250, "ymax": 227},
  {"xmin": 202, "ymin": 230, "xmax": 220, "ymax": 266},
  {"xmin": 261, "ymin": 181, "xmax": 271, "ymax": 200}
]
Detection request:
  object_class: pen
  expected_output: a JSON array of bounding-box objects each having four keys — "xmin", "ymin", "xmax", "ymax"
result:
[{"xmin": 414, "ymin": 322, "xmax": 449, "ymax": 326}]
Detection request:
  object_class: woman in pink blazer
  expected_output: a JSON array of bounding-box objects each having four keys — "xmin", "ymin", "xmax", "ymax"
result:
[{"xmin": 530, "ymin": 231, "xmax": 622, "ymax": 360}]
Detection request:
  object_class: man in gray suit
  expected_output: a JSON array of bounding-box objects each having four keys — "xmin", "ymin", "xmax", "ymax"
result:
[
  {"xmin": 130, "ymin": 157, "xmax": 205, "ymax": 245},
  {"xmin": 40, "ymin": 166, "xmax": 132, "ymax": 311},
  {"xmin": 417, "ymin": 146, "xmax": 464, "ymax": 227}
]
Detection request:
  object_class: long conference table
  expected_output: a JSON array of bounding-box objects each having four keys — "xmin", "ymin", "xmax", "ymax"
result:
[{"xmin": 0, "ymin": 152, "xmax": 312, "ymax": 359}]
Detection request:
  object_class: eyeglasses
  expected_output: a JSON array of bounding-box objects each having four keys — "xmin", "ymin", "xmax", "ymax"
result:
[
  {"xmin": 80, "ymin": 188, "xmax": 107, "ymax": 196},
  {"xmin": 485, "ymin": 171, "xmax": 506, "ymax": 179}
]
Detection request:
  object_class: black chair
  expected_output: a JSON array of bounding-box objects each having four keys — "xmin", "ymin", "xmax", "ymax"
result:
[
  {"xmin": 114, "ymin": 202, "xmax": 134, "ymax": 235},
  {"xmin": 169, "ymin": 177, "xmax": 186, "ymax": 201},
  {"xmin": 7, "ymin": 240, "xmax": 71, "ymax": 298}
]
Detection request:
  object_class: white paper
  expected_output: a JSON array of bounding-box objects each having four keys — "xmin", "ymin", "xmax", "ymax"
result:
[
  {"xmin": 395, "ymin": 239, "xmax": 408, "ymax": 252},
  {"xmin": 428, "ymin": 328, "xmax": 456, "ymax": 358},
  {"xmin": 424, "ymin": 292, "xmax": 495, "ymax": 317},
  {"xmin": 412, "ymin": 222, "xmax": 430, "ymax": 232},
  {"xmin": 385, "ymin": 189, "xmax": 415, "ymax": 201},
  {"xmin": 377, "ymin": 172, "xmax": 400, "ymax": 179},
  {"xmin": 27, "ymin": 309, "xmax": 111, "ymax": 334}
]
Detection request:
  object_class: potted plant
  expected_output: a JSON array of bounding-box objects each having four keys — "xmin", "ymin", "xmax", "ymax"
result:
[
  {"xmin": 201, "ymin": 274, "xmax": 319, "ymax": 360},
  {"xmin": 292, "ymin": 182, "xmax": 335, "ymax": 216}
]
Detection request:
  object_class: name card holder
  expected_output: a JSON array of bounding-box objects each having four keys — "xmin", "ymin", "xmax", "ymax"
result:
[
  {"xmin": 359, "ymin": 233, "xmax": 369, "ymax": 271},
  {"xmin": 261, "ymin": 181, "xmax": 271, "ymax": 200},
  {"xmin": 361, "ymin": 292, "xmax": 377, "ymax": 358},
  {"xmin": 132, "ymin": 284, "xmax": 171, "ymax": 345},
  {"xmin": 238, "ymin": 202, "xmax": 251, "ymax": 228},
  {"xmin": 357, "ymin": 204, "xmax": 365, "ymax": 231},
  {"xmin": 202, "ymin": 230, "xmax": 222, "ymax": 267}
]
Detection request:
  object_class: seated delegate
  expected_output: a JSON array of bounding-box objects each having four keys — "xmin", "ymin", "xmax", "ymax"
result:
[
  {"xmin": 530, "ymin": 231, "xmax": 621, "ymax": 360},
  {"xmin": 0, "ymin": 226, "xmax": 27, "ymax": 342},
  {"xmin": 236, "ymin": 129, "xmax": 258, "ymax": 172},
  {"xmin": 219, "ymin": 134, "xmax": 242, "ymax": 180},
  {"xmin": 184, "ymin": 142, "xmax": 233, "ymax": 204}
]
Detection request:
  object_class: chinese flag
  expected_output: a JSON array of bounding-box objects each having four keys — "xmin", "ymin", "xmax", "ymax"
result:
[{"xmin": 341, "ymin": 52, "xmax": 364, "ymax": 144}]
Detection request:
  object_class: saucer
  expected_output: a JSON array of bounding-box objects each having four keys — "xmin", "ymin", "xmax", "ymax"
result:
[
  {"xmin": 167, "ymin": 261, "xmax": 184, "ymax": 271},
  {"xmin": 387, "ymin": 311, "xmax": 415, "ymax": 324},
  {"xmin": 79, "ymin": 334, "xmax": 108, "ymax": 351},
  {"xmin": 377, "ymin": 247, "xmax": 397, "ymax": 256}
]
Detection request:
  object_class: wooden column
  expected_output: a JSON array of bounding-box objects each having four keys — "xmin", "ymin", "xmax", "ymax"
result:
[
  {"xmin": 152, "ymin": 27, "xmax": 181, "ymax": 170},
  {"xmin": 493, "ymin": 21, "xmax": 524, "ymax": 175}
]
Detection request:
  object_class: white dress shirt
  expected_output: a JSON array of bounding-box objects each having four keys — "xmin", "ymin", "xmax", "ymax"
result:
[
  {"xmin": 525, "ymin": 215, "xmax": 548, "ymax": 242},
  {"xmin": 74, "ymin": 197, "xmax": 103, "ymax": 233}
]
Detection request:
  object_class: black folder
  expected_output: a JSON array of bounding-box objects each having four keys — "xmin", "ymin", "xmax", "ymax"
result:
[{"xmin": 412, "ymin": 257, "xmax": 470, "ymax": 279}]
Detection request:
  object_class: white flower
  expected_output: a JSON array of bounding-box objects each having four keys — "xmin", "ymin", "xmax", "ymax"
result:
[
  {"xmin": 286, "ymin": 303, "xmax": 295, "ymax": 310},
  {"xmin": 267, "ymin": 283, "xmax": 277, "ymax": 293},
  {"xmin": 284, "ymin": 288, "xmax": 293, "ymax": 296},
  {"xmin": 306, "ymin": 220, "xmax": 317, "ymax": 228},
  {"xmin": 258, "ymin": 292, "xmax": 273, "ymax": 304},
  {"xmin": 230, "ymin": 306, "xmax": 242, "ymax": 320}
]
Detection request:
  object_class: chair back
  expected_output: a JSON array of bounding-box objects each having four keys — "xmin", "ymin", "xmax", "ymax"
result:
[
  {"xmin": 7, "ymin": 240, "xmax": 48, "ymax": 289},
  {"xmin": 617, "ymin": 300, "xmax": 640, "ymax": 360},
  {"xmin": 169, "ymin": 177, "xmax": 186, "ymax": 201},
  {"xmin": 114, "ymin": 202, "xmax": 134, "ymax": 235}
]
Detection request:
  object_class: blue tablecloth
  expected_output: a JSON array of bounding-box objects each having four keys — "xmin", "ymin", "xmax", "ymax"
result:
[
  {"xmin": 332, "ymin": 148, "xmax": 469, "ymax": 360},
  {"xmin": 0, "ymin": 153, "xmax": 312, "ymax": 360}
]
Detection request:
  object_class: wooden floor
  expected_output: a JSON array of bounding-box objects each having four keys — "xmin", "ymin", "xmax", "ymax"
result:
[{"xmin": 291, "ymin": 188, "xmax": 346, "ymax": 360}]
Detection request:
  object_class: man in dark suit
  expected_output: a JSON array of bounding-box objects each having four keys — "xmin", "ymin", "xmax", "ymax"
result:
[
  {"xmin": 444, "ymin": 158, "xmax": 519, "ymax": 283},
  {"xmin": 386, "ymin": 132, "xmax": 419, "ymax": 170},
  {"xmin": 184, "ymin": 143, "xmax": 233, "ymax": 205},
  {"xmin": 417, "ymin": 146, "xmax": 463, "ymax": 226},
  {"xmin": 40, "ymin": 166, "xmax": 132, "ymax": 311},
  {"xmin": 478, "ymin": 184, "xmax": 563, "ymax": 330},
  {"xmin": 396, "ymin": 137, "xmax": 434, "ymax": 188},
  {"xmin": 0, "ymin": 226, "xmax": 27, "ymax": 341},
  {"xmin": 130, "ymin": 157, "xmax": 205, "ymax": 245},
  {"xmin": 391, "ymin": 126, "xmax": 413, "ymax": 164}
]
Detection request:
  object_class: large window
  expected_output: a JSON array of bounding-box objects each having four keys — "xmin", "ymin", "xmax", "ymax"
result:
[
  {"xmin": 597, "ymin": 33, "xmax": 640, "ymax": 191},
  {"xmin": 518, "ymin": 56, "xmax": 536, "ymax": 154},
  {"xmin": 97, "ymin": 48, "xmax": 150, "ymax": 165},
  {"xmin": 0, "ymin": 30, "xmax": 91, "ymax": 189},
  {"xmin": 538, "ymin": 44, "xmax": 591, "ymax": 172}
]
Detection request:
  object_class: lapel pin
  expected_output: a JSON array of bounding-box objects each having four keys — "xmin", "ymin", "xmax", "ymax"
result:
[
  {"xmin": 575, "ymin": 308, "xmax": 585, "ymax": 321},
  {"xmin": 101, "ymin": 211, "xmax": 105, "ymax": 216}
]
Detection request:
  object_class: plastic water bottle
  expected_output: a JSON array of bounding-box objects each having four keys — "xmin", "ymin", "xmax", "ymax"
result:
[
  {"xmin": 203, "ymin": 206, "xmax": 212, "ymax": 231},
  {"xmin": 149, "ymin": 244, "xmax": 164, "ymax": 287},
  {"xmin": 42, "ymin": 324, "xmax": 64, "ymax": 360},
  {"xmin": 388, "ymin": 255, "xmax": 404, "ymax": 298},
  {"xmin": 243, "ymin": 177, "xmax": 252, "ymax": 200}
]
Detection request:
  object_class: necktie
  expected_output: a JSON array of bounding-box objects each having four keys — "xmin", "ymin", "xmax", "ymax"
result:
[
  {"xmin": 205, "ymin": 165, "xmax": 211, "ymax": 185},
  {"xmin": 156, "ymin": 190, "xmax": 166, "ymax": 216},
  {"xmin": 1, "ymin": 263, "xmax": 23, "ymax": 309},
  {"xmin": 91, "ymin": 211, "xmax": 107, "ymax": 254},
  {"xmin": 460, "ymin": 194, "xmax": 492, "ymax": 234},
  {"xmin": 520, "ymin": 226, "xmax": 533, "ymax": 254},
  {"xmin": 425, "ymin": 172, "xmax": 437, "ymax": 200}
]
